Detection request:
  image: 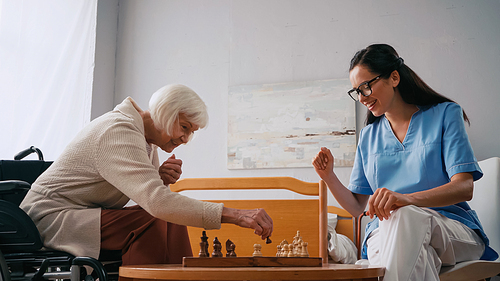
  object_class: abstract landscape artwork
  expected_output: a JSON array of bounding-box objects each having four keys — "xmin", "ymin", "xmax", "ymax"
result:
[{"xmin": 228, "ymin": 79, "xmax": 356, "ymax": 169}]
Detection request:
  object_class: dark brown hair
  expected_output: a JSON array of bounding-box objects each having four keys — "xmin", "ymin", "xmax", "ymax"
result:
[{"xmin": 349, "ymin": 44, "xmax": 469, "ymax": 125}]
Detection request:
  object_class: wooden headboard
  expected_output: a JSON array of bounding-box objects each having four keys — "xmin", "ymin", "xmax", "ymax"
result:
[
  {"xmin": 327, "ymin": 205, "xmax": 355, "ymax": 243},
  {"xmin": 170, "ymin": 177, "xmax": 353, "ymax": 264}
]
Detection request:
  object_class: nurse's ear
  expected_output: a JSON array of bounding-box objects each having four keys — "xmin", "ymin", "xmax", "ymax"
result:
[{"xmin": 389, "ymin": 70, "xmax": 400, "ymax": 88}]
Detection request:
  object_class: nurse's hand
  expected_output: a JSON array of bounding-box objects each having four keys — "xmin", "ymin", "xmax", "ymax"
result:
[
  {"xmin": 312, "ymin": 147, "xmax": 335, "ymax": 180},
  {"xmin": 159, "ymin": 154, "xmax": 183, "ymax": 185},
  {"xmin": 367, "ymin": 188, "xmax": 412, "ymax": 221}
]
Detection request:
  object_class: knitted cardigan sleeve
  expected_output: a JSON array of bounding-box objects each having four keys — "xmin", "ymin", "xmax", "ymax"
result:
[{"xmin": 92, "ymin": 115, "xmax": 223, "ymax": 230}]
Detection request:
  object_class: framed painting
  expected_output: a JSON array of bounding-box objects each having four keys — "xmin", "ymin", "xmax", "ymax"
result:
[{"xmin": 228, "ymin": 79, "xmax": 355, "ymax": 169}]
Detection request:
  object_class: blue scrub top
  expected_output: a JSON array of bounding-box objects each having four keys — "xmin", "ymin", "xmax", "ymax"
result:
[{"xmin": 348, "ymin": 102, "xmax": 498, "ymax": 261}]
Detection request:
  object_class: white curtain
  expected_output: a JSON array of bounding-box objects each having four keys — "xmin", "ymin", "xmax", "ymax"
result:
[{"xmin": 0, "ymin": 0, "xmax": 97, "ymax": 161}]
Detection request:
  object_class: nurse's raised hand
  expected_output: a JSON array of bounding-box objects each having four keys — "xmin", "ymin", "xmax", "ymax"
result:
[{"xmin": 312, "ymin": 147, "xmax": 335, "ymax": 180}]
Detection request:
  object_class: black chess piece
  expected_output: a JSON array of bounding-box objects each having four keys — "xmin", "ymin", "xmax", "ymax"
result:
[
  {"xmin": 226, "ymin": 239, "xmax": 237, "ymax": 257},
  {"xmin": 212, "ymin": 237, "xmax": 223, "ymax": 257},
  {"xmin": 201, "ymin": 230, "xmax": 210, "ymax": 257},
  {"xmin": 199, "ymin": 241, "xmax": 208, "ymax": 257}
]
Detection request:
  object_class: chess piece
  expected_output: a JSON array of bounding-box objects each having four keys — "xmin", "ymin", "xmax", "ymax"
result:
[
  {"xmin": 212, "ymin": 237, "xmax": 223, "ymax": 257},
  {"xmin": 294, "ymin": 237, "xmax": 303, "ymax": 256},
  {"xmin": 292, "ymin": 230, "xmax": 301, "ymax": 256},
  {"xmin": 265, "ymin": 236, "xmax": 272, "ymax": 244},
  {"xmin": 284, "ymin": 244, "xmax": 291, "ymax": 257},
  {"xmin": 292, "ymin": 241, "xmax": 298, "ymax": 256},
  {"xmin": 226, "ymin": 239, "xmax": 237, "ymax": 257},
  {"xmin": 201, "ymin": 231, "xmax": 210, "ymax": 257},
  {"xmin": 286, "ymin": 244, "xmax": 294, "ymax": 257},
  {"xmin": 199, "ymin": 241, "xmax": 208, "ymax": 257},
  {"xmin": 228, "ymin": 243, "xmax": 237, "ymax": 257},
  {"xmin": 279, "ymin": 239, "xmax": 288, "ymax": 257},
  {"xmin": 253, "ymin": 244, "xmax": 263, "ymax": 257},
  {"xmin": 300, "ymin": 241, "xmax": 309, "ymax": 257},
  {"xmin": 276, "ymin": 245, "xmax": 282, "ymax": 257},
  {"xmin": 296, "ymin": 243, "xmax": 302, "ymax": 257}
]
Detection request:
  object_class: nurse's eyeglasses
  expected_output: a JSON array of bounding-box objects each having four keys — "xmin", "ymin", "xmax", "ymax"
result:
[{"xmin": 347, "ymin": 75, "xmax": 382, "ymax": 102}]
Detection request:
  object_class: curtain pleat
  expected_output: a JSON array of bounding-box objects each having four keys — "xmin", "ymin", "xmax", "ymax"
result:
[{"xmin": 0, "ymin": 0, "xmax": 98, "ymax": 160}]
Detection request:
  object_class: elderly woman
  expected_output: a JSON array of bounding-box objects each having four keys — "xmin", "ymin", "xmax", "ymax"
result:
[{"xmin": 20, "ymin": 84, "xmax": 273, "ymax": 265}]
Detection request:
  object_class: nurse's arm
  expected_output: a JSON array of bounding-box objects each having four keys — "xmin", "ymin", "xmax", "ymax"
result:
[
  {"xmin": 407, "ymin": 172, "xmax": 474, "ymax": 207},
  {"xmin": 322, "ymin": 171, "xmax": 370, "ymax": 217},
  {"xmin": 367, "ymin": 172, "xmax": 473, "ymax": 220}
]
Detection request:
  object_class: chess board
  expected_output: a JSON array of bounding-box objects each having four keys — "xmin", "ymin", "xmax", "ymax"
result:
[{"xmin": 182, "ymin": 256, "xmax": 322, "ymax": 267}]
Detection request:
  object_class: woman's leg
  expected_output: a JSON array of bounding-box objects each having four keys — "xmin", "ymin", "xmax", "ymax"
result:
[
  {"xmin": 100, "ymin": 205, "xmax": 193, "ymax": 265},
  {"xmin": 366, "ymin": 205, "xmax": 484, "ymax": 281}
]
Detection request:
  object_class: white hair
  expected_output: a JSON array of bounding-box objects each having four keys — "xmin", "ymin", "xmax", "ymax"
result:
[{"xmin": 148, "ymin": 84, "xmax": 208, "ymax": 138}]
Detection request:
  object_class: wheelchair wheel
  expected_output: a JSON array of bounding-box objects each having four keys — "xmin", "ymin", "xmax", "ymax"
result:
[{"xmin": 0, "ymin": 250, "xmax": 10, "ymax": 281}]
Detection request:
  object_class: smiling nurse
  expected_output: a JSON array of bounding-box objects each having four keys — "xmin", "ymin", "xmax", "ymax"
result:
[{"xmin": 313, "ymin": 44, "xmax": 497, "ymax": 281}]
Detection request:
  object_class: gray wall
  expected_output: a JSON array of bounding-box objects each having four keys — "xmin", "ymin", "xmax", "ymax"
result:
[
  {"xmin": 93, "ymin": 0, "xmax": 500, "ymax": 202},
  {"xmin": 92, "ymin": 0, "xmax": 119, "ymax": 119}
]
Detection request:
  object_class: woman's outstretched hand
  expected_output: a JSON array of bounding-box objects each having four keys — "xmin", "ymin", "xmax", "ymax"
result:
[
  {"xmin": 159, "ymin": 154, "xmax": 183, "ymax": 185},
  {"xmin": 312, "ymin": 147, "xmax": 335, "ymax": 180},
  {"xmin": 221, "ymin": 207, "xmax": 273, "ymax": 240}
]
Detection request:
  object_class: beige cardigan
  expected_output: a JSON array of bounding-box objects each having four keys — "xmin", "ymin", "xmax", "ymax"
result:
[{"xmin": 20, "ymin": 97, "xmax": 223, "ymax": 259}]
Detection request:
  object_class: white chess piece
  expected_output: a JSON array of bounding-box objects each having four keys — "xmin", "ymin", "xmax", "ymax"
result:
[
  {"xmin": 296, "ymin": 243, "xmax": 302, "ymax": 257},
  {"xmin": 300, "ymin": 241, "xmax": 309, "ymax": 257},
  {"xmin": 287, "ymin": 244, "xmax": 294, "ymax": 257},
  {"xmin": 253, "ymin": 244, "xmax": 263, "ymax": 257},
  {"xmin": 280, "ymin": 243, "xmax": 288, "ymax": 257}
]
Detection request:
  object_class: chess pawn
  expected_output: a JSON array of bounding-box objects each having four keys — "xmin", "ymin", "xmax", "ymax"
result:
[
  {"xmin": 253, "ymin": 244, "xmax": 263, "ymax": 257},
  {"xmin": 287, "ymin": 244, "xmax": 292, "ymax": 257},
  {"xmin": 280, "ymin": 244, "xmax": 288, "ymax": 257},
  {"xmin": 300, "ymin": 242, "xmax": 309, "ymax": 257},
  {"xmin": 287, "ymin": 244, "xmax": 294, "ymax": 257},
  {"xmin": 276, "ymin": 245, "xmax": 282, "ymax": 257},
  {"xmin": 199, "ymin": 241, "xmax": 208, "ymax": 257}
]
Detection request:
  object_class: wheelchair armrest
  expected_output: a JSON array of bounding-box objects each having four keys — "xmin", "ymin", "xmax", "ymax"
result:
[
  {"xmin": 0, "ymin": 180, "xmax": 30, "ymax": 192},
  {"xmin": 0, "ymin": 199, "xmax": 43, "ymax": 252},
  {"xmin": 0, "ymin": 181, "xmax": 30, "ymax": 206}
]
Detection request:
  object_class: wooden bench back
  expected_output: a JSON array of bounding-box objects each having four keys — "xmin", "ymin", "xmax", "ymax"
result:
[
  {"xmin": 327, "ymin": 205, "xmax": 355, "ymax": 243},
  {"xmin": 170, "ymin": 177, "xmax": 329, "ymax": 263}
]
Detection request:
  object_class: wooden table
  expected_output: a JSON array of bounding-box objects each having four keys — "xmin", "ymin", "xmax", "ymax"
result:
[{"xmin": 119, "ymin": 263, "xmax": 385, "ymax": 281}]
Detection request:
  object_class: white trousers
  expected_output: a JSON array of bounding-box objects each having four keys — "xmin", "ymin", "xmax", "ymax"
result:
[{"xmin": 366, "ymin": 205, "xmax": 485, "ymax": 281}]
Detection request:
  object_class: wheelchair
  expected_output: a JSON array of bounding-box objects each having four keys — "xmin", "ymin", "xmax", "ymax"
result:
[{"xmin": 0, "ymin": 147, "xmax": 121, "ymax": 281}]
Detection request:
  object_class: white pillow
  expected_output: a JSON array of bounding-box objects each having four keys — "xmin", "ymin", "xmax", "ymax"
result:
[
  {"xmin": 327, "ymin": 213, "xmax": 338, "ymax": 231},
  {"xmin": 327, "ymin": 213, "xmax": 358, "ymax": 264}
]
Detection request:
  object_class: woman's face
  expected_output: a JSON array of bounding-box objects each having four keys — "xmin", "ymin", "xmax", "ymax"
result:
[
  {"xmin": 349, "ymin": 65, "xmax": 399, "ymax": 117},
  {"xmin": 150, "ymin": 113, "xmax": 199, "ymax": 153}
]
